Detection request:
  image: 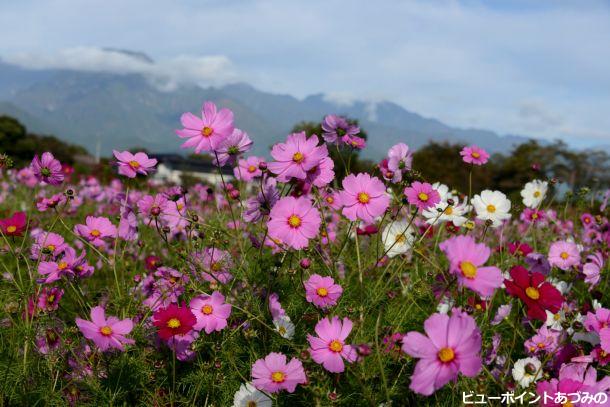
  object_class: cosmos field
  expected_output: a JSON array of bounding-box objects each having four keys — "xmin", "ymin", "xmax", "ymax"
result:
[{"xmin": 0, "ymin": 102, "xmax": 609, "ymax": 406}]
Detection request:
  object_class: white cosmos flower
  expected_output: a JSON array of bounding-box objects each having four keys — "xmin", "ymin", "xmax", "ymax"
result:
[
  {"xmin": 472, "ymin": 190, "xmax": 511, "ymax": 227},
  {"xmin": 545, "ymin": 309, "xmax": 565, "ymax": 331},
  {"xmin": 233, "ymin": 382, "xmax": 272, "ymax": 407},
  {"xmin": 382, "ymin": 219, "xmax": 416, "ymax": 258},
  {"xmin": 512, "ymin": 357, "xmax": 542, "ymax": 388},
  {"xmin": 273, "ymin": 315, "xmax": 295, "ymax": 339},
  {"xmin": 521, "ymin": 180, "xmax": 548, "ymax": 208},
  {"xmin": 422, "ymin": 183, "xmax": 471, "ymax": 226}
]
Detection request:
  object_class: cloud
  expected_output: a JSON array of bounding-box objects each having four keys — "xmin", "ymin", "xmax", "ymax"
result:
[
  {"xmin": 518, "ymin": 101, "xmax": 564, "ymax": 131},
  {"xmin": 4, "ymin": 46, "xmax": 237, "ymax": 90}
]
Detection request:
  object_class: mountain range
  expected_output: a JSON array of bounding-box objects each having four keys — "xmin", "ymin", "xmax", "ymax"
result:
[{"xmin": 0, "ymin": 53, "xmax": 536, "ymax": 160}]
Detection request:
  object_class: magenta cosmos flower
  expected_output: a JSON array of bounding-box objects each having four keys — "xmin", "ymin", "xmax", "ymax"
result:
[
  {"xmin": 404, "ymin": 181, "xmax": 441, "ymax": 211},
  {"xmin": 74, "ymin": 216, "xmax": 117, "ymax": 247},
  {"xmin": 267, "ymin": 196, "xmax": 321, "ymax": 250},
  {"xmin": 439, "ymin": 235, "xmax": 504, "ymax": 297},
  {"xmin": 176, "ymin": 101, "xmax": 234, "ymax": 153},
  {"xmin": 267, "ymin": 132, "xmax": 328, "ymax": 182},
  {"xmin": 547, "ymin": 240, "xmax": 580, "ymax": 271},
  {"xmin": 251, "ymin": 352, "xmax": 307, "ymax": 394},
  {"xmin": 387, "ymin": 143, "xmax": 413, "ymax": 174},
  {"xmin": 75, "ymin": 306, "xmax": 134, "ymax": 352},
  {"xmin": 112, "ymin": 150, "xmax": 157, "ymax": 178},
  {"xmin": 189, "ymin": 291, "xmax": 232, "ymax": 334},
  {"xmin": 234, "ymin": 156, "xmax": 264, "ymax": 181},
  {"xmin": 340, "ymin": 173, "xmax": 390, "ymax": 223},
  {"xmin": 213, "ymin": 128, "xmax": 253, "ymax": 166},
  {"xmin": 402, "ymin": 310, "xmax": 482, "ymax": 396},
  {"xmin": 460, "ymin": 145, "xmax": 490, "ymax": 165},
  {"xmin": 0, "ymin": 211, "xmax": 27, "ymax": 237},
  {"xmin": 321, "ymin": 114, "xmax": 360, "ymax": 144},
  {"xmin": 31, "ymin": 152, "xmax": 64, "ymax": 185},
  {"xmin": 304, "ymin": 274, "xmax": 343, "ymax": 309},
  {"xmin": 307, "ymin": 316, "xmax": 358, "ymax": 373}
]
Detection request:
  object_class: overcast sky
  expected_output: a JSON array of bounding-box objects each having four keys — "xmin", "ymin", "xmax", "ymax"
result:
[{"xmin": 1, "ymin": 0, "xmax": 610, "ymax": 148}]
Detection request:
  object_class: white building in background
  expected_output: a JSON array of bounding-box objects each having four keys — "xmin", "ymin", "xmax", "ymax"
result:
[{"xmin": 152, "ymin": 154, "xmax": 234, "ymax": 185}]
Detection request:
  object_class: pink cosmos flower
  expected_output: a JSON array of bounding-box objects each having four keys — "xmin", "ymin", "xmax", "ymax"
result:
[
  {"xmin": 343, "ymin": 134, "xmax": 366, "ymax": 149},
  {"xmin": 213, "ymin": 128, "xmax": 253, "ymax": 166},
  {"xmin": 189, "ymin": 291, "xmax": 232, "ymax": 334},
  {"xmin": 267, "ymin": 196, "xmax": 321, "ymax": 250},
  {"xmin": 304, "ymin": 156, "xmax": 335, "ymax": 188},
  {"xmin": 176, "ymin": 101, "xmax": 234, "ymax": 153},
  {"xmin": 31, "ymin": 152, "xmax": 64, "ymax": 185},
  {"xmin": 37, "ymin": 286, "xmax": 64, "ymax": 312},
  {"xmin": 74, "ymin": 216, "xmax": 117, "ymax": 247},
  {"xmin": 340, "ymin": 173, "xmax": 390, "ymax": 223},
  {"xmin": 401, "ymin": 310, "xmax": 482, "ymax": 395},
  {"xmin": 267, "ymin": 132, "xmax": 328, "ymax": 182},
  {"xmin": 234, "ymin": 156, "xmax": 264, "ymax": 181},
  {"xmin": 439, "ymin": 235, "xmax": 504, "ymax": 297},
  {"xmin": 460, "ymin": 145, "xmax": 489, "ymax": 165},
  {"xmin": 31, "ymin": 231, "xmax": 67, "ymax": 259},
  {"xmin": 112, "ymin": 150, "xmax": 157, "ymax": 178},
  {"xmin": 0, "ymin": 211, "xmax": 27, "ymax": 237},
  {"xmin": 251, "ymin": 352, "xmax": 307, "ymax": 394},
  {"xmin": 307, "ymin": 316, "xmax": 358, "ymax": 373},
  {"xmin": 75, "ymin": 306, "xmax": 134, "ymax": 352},
  {"xmin": 404, "ymin": 181, "xmax": 441, "ymax": 211},
  {"xmin": 304, "ymin": 274, "xmax": 343, "ymax": 309},
  {"xmin": 548, "ymin": 240, "xmax": 580, "ymax": 271},
  {"xmin": 269, "ymin": 293, "xmax": 286, "ymax": 320},
  {"xmin": 321, "ymin": 114, "xmax": 360, "ymax": 144}
]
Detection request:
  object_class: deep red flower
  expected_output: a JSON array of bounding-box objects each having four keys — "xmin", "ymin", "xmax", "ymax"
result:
[
  {"xmin": 508, "ymin": 241, "xmax": 533, "ymax": 257},
  {"xmin": 152, "ymin": 303, "xmax": 196, "ymax": 340},
  {"xmin": 145, "ymin": 255, "xmax": 162, "ymax": 271},
  {"xmin": 0, "ymin": 211, "xmax": 27, "ymax": 237},
  {"xmin": 356, "ymin": 225, "xmax": 378, "ymax": 236},
  {"xmin": 504, "ymin": 266, "xmax": 563, "ymax": 321}
]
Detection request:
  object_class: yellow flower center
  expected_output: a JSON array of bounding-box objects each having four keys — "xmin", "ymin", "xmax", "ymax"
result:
[
  {"xmin": 278, "ymin": 326, "xmax": 287, "ymax": 335},
  {"xmin": 316, "ymin": 287, "xmax": 328, "ymax": 297},
  {"xmin": 564, "ymin": 400, "xmax": 573, "ymax": 407},
  {"xmin": 201, "ymin": 126, "xmax": 213, "ymax": 137},
  {"xmin": 329, "ymin": 340, "xmax": 343, "ymax": 352},
  {"xmin": 326, "ymin": 196, "xmax": 334, "ymax": 204},
  {"xmin": 417, "ymin": 192, "xmax": 429, "ymax": 202},
  {"xmin": 6, "ymin": 225, "xmax": 17, "ymax": 233},
  {"xmin": 531, "ymin": 213, "xmax": 539, "ymax": 219},
  {"xmin": 537, "ymin": 342, "xmax": 545, "ymax": 349},
  {"xmin": 247, "ymin": 402, "xmax": 257, "ymax": 407},
  {"xmin": 444, "ymin": 206, "xmax": 453, "ymax": 215},
  {"xmin": 533, "ymin": 190, "xmax": 541, "ymax": 198},
  {"xmin": 438, "ymin": 347, "xmax": 455, "ymax": 363},
  {"xmin": 271, "ymin": 371, "xmax": 285, "ymax": 383},
  {"xmin": 90, "ymin": 229, "xmax": 101, "ymax": 237},
  {"xmin": 202, "ymin": 305, "xmax": 213, "ymax": 315},
  {"xmin": 288, "ymin": 215, "xmax": 302, "ymax": 228},
  {"xmin": 167, "ymin": 318, "xmax": 181, "ymax": 329},
  {"xmin": 560, "ymin": 252, "xmax": 569, "ymax": 260},
  {"xmin": 471, "ymin": 152, "xmax": 480, "ymax": 158},
  {"xmin": 100, "ymin": 326, "xmax": 113, "ymax": 336},
  {"xmin": 460, "ymin": 261, "xmax": 477, "ymax": 279},
  {"xmin": 247, "ymin": 165, "xmax": 257, "ymax": 173},
  {"xmin": 129, "ymin": 160, "xmax": 140, "ymax": 169},
  {"xmin": 486, "ymin": 204, "xmax": 496, "ymax": 213},
  {"xmin": 211, "ymin": 262, "xmax": 222, "ymax": 272},
  {"xmin": 554, "ymin": 313, "xmax": 561, "ymax": 321},
  {"xmin": 47, "ymin": 295, "xmax": 55, "ymax": 303},
  {"xmin": 292, "ymin": 152, "xmax": 304, "ymax": 163},
  {"xmin": 525, "ymin": 287, "xmax": 540, "ymax": 300},
  {"xmin": 395, "ymin": 233, "xmax": 406, "ymax": 244},
  {"xmin": 47, "ymin": 245, "xmax": 56, "ymax": 252},
  {"xmin": 357, "ymin": 192, "xmax": 370, "ymax": 204},
  {"xmin": 58, "ymin": 261, "xmax": 68, "ymax": 270}
]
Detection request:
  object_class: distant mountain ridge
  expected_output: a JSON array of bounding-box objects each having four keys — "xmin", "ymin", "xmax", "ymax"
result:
[{"xmin": 0, "ymin": 58, "xmax": 533, "ymax": 159}]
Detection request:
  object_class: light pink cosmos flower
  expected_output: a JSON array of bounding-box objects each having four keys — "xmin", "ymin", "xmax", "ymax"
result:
[
  {"xmin": 307, "ymin": 316, "xmax": 358, "ymax": 373},
  {"xmin": 267, "ymin": 196, "xmax": 321, "ymax": 250},
  {"xmin": 75, "ymin": 306, "xmax": 134, "ymax": 352},
  {"xmin": 31, "ymin": 152, "xmax": 64, "ymax": 185},
  {"xmin": 460, "ymin": 145, "xmax": 490, "ymax": 165},
  {"xmin": 387, "ymin": 143, "xmax": 413, "ymax": 175},
  {"xmin": 213, "ymin": 128, "xmax": 253, "ymax": 166},
  {"xmin": 251, "ymin": 352, "xmax": 307, "ymax": 394},
  {"xmin": 439, "ymin": 235, "xmax": 504, "ymax": 297},
  {"xmin": 267, "ymin": 132, "xmax": 328, "ymax": 182},
  {"xmin": 340, "ymin": 173, "xmax": 390, "ymax": 223},
  {"xmin": 548, "ymin": 240, "xmax": 580, "ymax": 271},
  {"xmin": 176, "ymin": 101, "xmax": 234, "ymax": 153},
  {"xmin": 304, "ymin": 274, "xmax": 343, "ymax": 309},
  {"xmin": 189, "ymin": 291, "xmax": 232, "ymax": 334},
  {"xmin": 583, "ymin": 252, "xmax": 604, "ymax": 289},
  {"xmin": 402, "ymin": 310, "xmax": 482, "ymax": 396},
  {"xmin": 269, "ymin": 293, "xmax": 286, "ymax": 320},
  {"xmin": 404, "ymin": 181, "xmax": 441, "ymax": 211},
  {"xmin": 74, "ymin": 216, "xmax": 117, "ymax": 247},
  {"xmin": 234, "ymin": 156, "xmax": 264, "ymax": 181},
  {"xmin": 112, "ymin": 150, "xmax": 157, "ymax": 178},
  {"xmin": 304, "ymin": 156, "xmax": 335, "ymax": 188}
]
